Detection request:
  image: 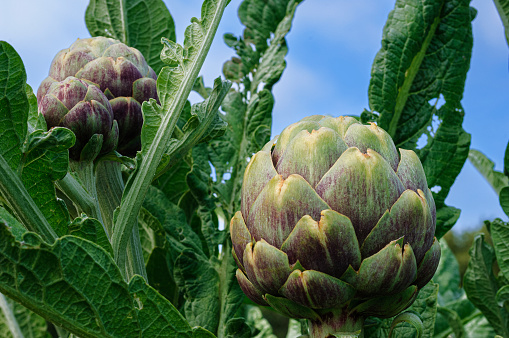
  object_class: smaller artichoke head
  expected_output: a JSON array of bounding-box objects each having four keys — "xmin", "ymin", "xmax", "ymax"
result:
[
  {"xmin": 37, "ymin": 37, "xmax": 158, "ymax": 156},
  {"xmin": 231, "ymin": 115, "xmax": 440, "ymax": 323},
  {"xmin": 39, "ymin": 77, "xmax": 118, "ymax": 161}
]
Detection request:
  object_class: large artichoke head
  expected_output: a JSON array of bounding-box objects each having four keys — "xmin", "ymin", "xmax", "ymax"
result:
[
  {"xmin": 231, "ymin": 115, "xmax": 440, "ymax": 328},
  {"xmin": 38, "ymin": 77, "xmax": 118, "ymax": 161},
  {"xmin": 37, "ymin": 37, "xmax": 158, "ymax": 156}
]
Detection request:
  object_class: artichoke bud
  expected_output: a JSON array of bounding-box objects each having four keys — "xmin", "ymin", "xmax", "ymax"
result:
[
  {"xmin": 38, "ymin": 77, "xmax": 117, "ymax": 161},
  {"xmin": 231, "ymin": 115, "xmax": 440, "ymax": 329},
  {"xmin": 37, "ymin": 37, "xmax": 159, "ymax": 157}
]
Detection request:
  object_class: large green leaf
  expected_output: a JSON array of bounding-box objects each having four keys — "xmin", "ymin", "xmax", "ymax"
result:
[
  {"xmin": 0, "ymin": 218, "xmax": 210, "ymax": 337},
  {"xmin": 468, "ymin": 149, "xmax": 508, "ymax": 195},
  {"xmin": 493, "ymin": 0, "xmax": 509, "ymax": 46},
  {"xmin": 463, "ymin": 235, "xmax": 509, "ymax": 337},
  {"xmin": 85, "ymin": 0, "xmax": 176, "ymax": 73},
  {"xmin": 0, "ymin": 41, "xmax": 28, "ymax": 172},
  {"xmin": 491, "ymin": 219, "xmax": 509, "ymax": 282},
  {"xmin": 368, "ymin": 0, "xmax": 474, "ymax": 146},
  {"xmin": 20, "ymin": 128, "xmax": 75, "ymax": 237},
  {"xmin": 501, "ymin": 186, "xmax": 509, "ymax": 217}
]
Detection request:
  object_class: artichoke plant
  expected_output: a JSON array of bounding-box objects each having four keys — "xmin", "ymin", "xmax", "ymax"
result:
[
  {"xmin": 231, "ymin": 115, "xmax": 440, "ymax": 337},
  {"xmin": 38, "ymin": 76, "xmax": 118, "ymax": 161},
  {"xmin": 37, "ymin": 36, "xmax": 158, "ymax": 157}
]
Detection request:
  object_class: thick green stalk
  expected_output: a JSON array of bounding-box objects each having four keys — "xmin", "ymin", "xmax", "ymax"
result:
[
  {"xmin": 308, "ymin": 308, "xmax": 364, "ymax": 338},
  {"xmin": 0, "ymin": 154, "xmax": 57, "ymax": 242},
  {"xmin": 96, "ymin": 161, "xmax": 147, "ymax": 281},
  {"xmin": 111, "ymin": 0, "xmax": 230, "ymax": 270},
  {"xmin": 0, "ymin": 293, "xmax": 23, "ymax": 338},
  {"xmin": 70, "ymin": 161, "xmax": 107, "ymax": 238},
  {"xmin": 56, "ymin": 173, "xmax": 97, "ymax": 218}
]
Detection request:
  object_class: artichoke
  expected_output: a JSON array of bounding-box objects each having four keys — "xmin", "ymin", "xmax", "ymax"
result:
[
  {"xmin": 38, "ymin": 77, "xmax": 118, "ymax": 161},
  {"xmin": 37, "ymin": 37, "xmax": 158, "ymax": 156},
  {"xmin": 231, "ymin": 115, "xmax": 440, "ymax": 336}
]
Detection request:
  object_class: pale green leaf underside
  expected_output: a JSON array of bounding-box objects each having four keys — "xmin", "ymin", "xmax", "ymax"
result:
[{"xmin": 468, "ymin": 149, "xmax": 509, "ymax": 195}]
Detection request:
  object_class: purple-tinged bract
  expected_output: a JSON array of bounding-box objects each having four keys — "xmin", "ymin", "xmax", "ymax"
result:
[
  {"xmin": 231, "ymin": 115, "xmax": 440, "ymax": 334},
  {"xmin": 37, "ymin": 37, "xmax": 158, "ymax": 157}
]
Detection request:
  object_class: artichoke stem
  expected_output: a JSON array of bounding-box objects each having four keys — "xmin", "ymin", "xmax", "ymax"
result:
[
  {"xmin": 308, "ymin": 307, "xmax": 364, "ymax": 338},
  {"xmin": 70, "ymin": 161, "xmax": 107, "ymax": 237},
  {"xmin": 95, "ymin": 161, "xmax": 147, "ymax": 281}
]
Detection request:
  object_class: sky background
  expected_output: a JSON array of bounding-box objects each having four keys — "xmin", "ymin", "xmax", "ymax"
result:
[{"xmin": 1, "ymin": 0, "xmax": 508, "ymax": 233}]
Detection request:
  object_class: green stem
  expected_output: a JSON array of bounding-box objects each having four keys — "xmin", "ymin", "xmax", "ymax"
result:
[
  {"xmin": 0, "ymin": 154, "xmax": 57, "ymax": 243},
  {"xmin": 0, "ymin": 293, "xmax": 23, "ymax": 338},
  {"xmin": 96, "ymin": 161, "xmax": 147, "ymax": 281},
  {"xmin": 56, "ymin": 173, "xmax": 97, "ymax": 218},
  {"xmin": 111, "ymin": 0, "xmax": 230, "ymax": 270},
  {"xmin": 308, "ymin": 308, "xmax": 364, "ymax": 338},
  {"xmin": 70, "ymin": 161, "xmax": 107, "ymax": 238}
]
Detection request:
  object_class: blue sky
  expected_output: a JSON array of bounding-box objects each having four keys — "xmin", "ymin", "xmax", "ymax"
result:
[{"xmin": 1, "ymin": 0, "xmax": 508, "ymax": 233}]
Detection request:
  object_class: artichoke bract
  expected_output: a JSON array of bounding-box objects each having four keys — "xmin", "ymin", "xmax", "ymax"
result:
[
  {"xmin": 231, "ymin": 115, "xmax": 440, "ymax": 336},
  {"xmin": 37, "ymin": 37, "xmax": 158, "ymax": 157},
  {"xmin": 38, "ymin": 77, "xmax": 118, "ymax": 161}
]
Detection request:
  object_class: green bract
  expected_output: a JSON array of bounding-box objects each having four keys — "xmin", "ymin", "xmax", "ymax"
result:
[
  {"xmin": 37, "ymin": 36, "xmax": 158, "ymax": 157},
  {"xmin": 231, "ymin": 115, "xmax": 440, "ymax": 336}
]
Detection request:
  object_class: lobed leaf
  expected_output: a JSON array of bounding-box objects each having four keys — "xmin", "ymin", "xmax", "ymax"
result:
[
  {"xmin": 0, "ymin": 294, "xmax": 49, "ymax": 338},
  {"xmin": 368, "ymin": 0, "xmax": 474, "ymax": 146},
  {"xmin": 463, "ymin": 235, "xmax": 509, "ymax": 337},
  {"xmin": 493, "ymin": 0, "xmax": 509, "ymax": 46},
  {"xmin": 0, "ymin": 41, "xmax": 28, "ymax": 172}
]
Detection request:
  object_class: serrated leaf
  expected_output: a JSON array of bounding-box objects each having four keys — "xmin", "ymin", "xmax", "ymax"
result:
[
  {"xmin": 113, "ymin": 0, "xmax": 230, "ymax": 270},
  {"xmin": 494, "ymin": 0, "xmax": 509, "ymax": 46},
  {"xmin": 390, "ymin": 282, "xmax": 439, "ymax": 338},
  {"xmin": 85, "ymin": 0, "xmax": 176, "ymax": 74},
  {"xmin": 500, "ymin": 186, "xmax": 509, "ymax": 217},
  {"xmin": 463, "ymin": 235, "xmax": 509, "ymax": 337},
  {"xmin": 369, "ymin": 0, "xmax": 474, "ymax": 146},
  {"xmin": 0, "ymin": 223, "xmax": 140, "ymax": 337},
  {"xmin": 419, "ymin": 103, "xmax": 471, "ymax": 208},
  {"xmin": 491, "ymin": 219, "xmax": 509, "ymax": 282},
  {"xmin": 0, "ymin": 41, "xmax": 28, "ymax": 172},
  {"xmin": 128, "ymin": 275, "xmax": 194, "ymax": 337},
  {"xmin": 68, "ymin": 213, "xmax": 113, "ymax": 256},
  {"xmin": 20, "ymin": 128, "xmax": 75, "ymax": 237},
  {"xmin": 252, "ymin": 0, "xmax": 302, "ymax": 91},
  {"xmin": 468, "ymin": 149, "xmax": 509, "ymax": 195},
  {"xmin": 434, "ymin": 240, "xmax": 462, "ymax": 304},
  {"xmin": 436, "ymin": 306, "xmax": 465, "ymax": 338},
  {"xmin": 434, "ymin": 205, "xmax": 460, "ymax": 239}
]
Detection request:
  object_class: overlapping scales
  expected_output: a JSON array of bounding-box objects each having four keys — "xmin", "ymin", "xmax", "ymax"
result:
[{"xmin": 231, "ymin": 115, "xmax": 440, "ymax": 319}]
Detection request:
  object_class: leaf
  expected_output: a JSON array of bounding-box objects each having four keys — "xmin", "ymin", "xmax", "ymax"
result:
[
  {"xmin": 436, "ymin": 306, "xmax": 465, "ymax": 338},
  {"xmin": 68, "ymin": 213, "xmax": 113, "ymax": 256},
  {"xmin": 493, "ymin": 0, "xmax": 509, "ymax": 46},
  {"xmin": 419, "ymin": 102, "xmax": 471, "ymax": 208},
  {"xmin": 463, "ymin": 235, "xmax": 509, "ymax": 337},
  {"xmin": 0, "ymin": 294, "xmax": 49, "ymax": 338},
  {"xmin": 138, "ymin": 207, "xmax": 166, "ymax": 262},
  {"xmin": 468, "ymin": 149, "xmax": 509, "ymax": 195},
  {"xmin": 504, "ymin": 140, "xmax": 509, "ymax": 176},
  {"xmin": 85, "ymin": 0, "xmax": 176, "ymax": 73},
  {"xmin": 154, "ymin": 78, "xmax": 231, "ymax": 180},
  {"xmin": 0, "ymin": 41, "xmax": 28, "ymax": 172},
  {"xmin": 112, "ymin": 0, "xmax": 230, "ymax": 270},
  {"xmin": 389, "ymin": 282, "xmax": 439, "ymax": 338},
  {"xmin": 434, "ymin": 205, "xmax": 460, "ymax": 239},
  {"xmin": 0, "ymin": 223, "xmax": 140, "ymax": 337},
  {"xmin": 368, "ymin": 0, "xmax": 474, "ymax": 146},
  {"xmin": 251, "ymin": 0, "xmax": 302, "ymax": 91},
  {"xmin": 128, "ymin": 275, "xmax": 194, "ymax": 337},
  {"xmin": 434, "ymin": 240, "xmax": 462, "ymax": 304},
  {"xmin": 491, "ymin": 219, "xmax": 509, "ymax": 281},
  {"xmin": 238, "ymin": 0, "xmax": 292, "ymax": 53},
  {"xmin": 500, "ymin": 186, "xmax": 509, "ymax": 218}
]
